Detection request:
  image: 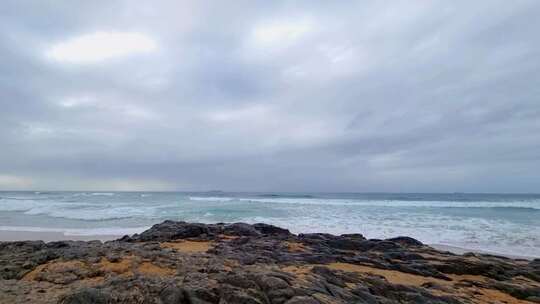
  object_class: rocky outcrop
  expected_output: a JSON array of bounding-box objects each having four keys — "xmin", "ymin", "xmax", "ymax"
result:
[
  {"xmin": 0, "ymin": 221, "xmax": 538, "ymax": 303},
  {"xmin": 123, "ymin": 221, "xmax": 292, "ymax": 243}
]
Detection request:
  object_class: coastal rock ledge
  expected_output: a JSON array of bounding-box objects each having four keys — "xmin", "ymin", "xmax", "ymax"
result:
[{"xmin": 1, "ymin": 221, "xmax": 539, "ymax": 303}]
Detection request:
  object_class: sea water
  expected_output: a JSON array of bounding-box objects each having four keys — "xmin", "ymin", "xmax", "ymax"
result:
[{"xmin": 0, "ymin": 191, "xmax": 538, "ymax": 257}]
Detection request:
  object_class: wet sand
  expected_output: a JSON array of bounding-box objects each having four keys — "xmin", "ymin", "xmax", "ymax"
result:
[
  {"xmin": 0, "ymin": 230, "xmax": 121, "ymax": 242},
  {"xmin": 430, "ymin": 243, "xmax": 535, "ymax": 260}
]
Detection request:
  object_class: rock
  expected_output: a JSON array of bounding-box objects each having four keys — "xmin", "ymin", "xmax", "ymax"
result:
[
  {"xmin": 298, "ymin": 233, "xmax": 334, "ymax": 242},
  {"xmin": 383, "ymin": 251, "xmax": 424, "ymax": 261},
  {"xmin": 256, "ymin": 274, "xmax": 295, "ymax": 304},
  {"xmin": 160, "ymin": 285, "xmax": 188, "ymax": 304},
  {"xmin": 326, "ymin": 239, "xmax": 368, "ymax": 251},
  {"xmin": 340, "ymin": 233, "xmax": 365, "ymax": 240},
  {"xmin": 218, "ymin": 273, "xmax": 259, "ymax": 289},
  {"xmin": 299, "ymin": 233, "xmax": 372, "ymax": 251},
  {"xmin": 385, "ymin": 236, "xmax": 423, "ymax": 247},
  {"xmin": 370, "ymin": 241, "xmax": 401, "ymax": 251},
  {"xmin": 350, "ymin": 286, "xmax": 378, "ymax": 304},
  {"xmin": 132, "ymin": 221, "xmax": 212, "ymax": 241},
  {"xmin": 106, "ymin": 254, "xmax": 121, "ymax": 262},
  {"xmin": 311, "ymin": 266, "xmax": 346, "ymax": 288},
  {"xmin": 59, "ymin": 288, "xmax": 110, "ymax": 304},
  {"xmin": 185, "ymin": 286, "xmax": 220, "ymax": 304},
  {"xmin": 492, "ymin": 282, "xmax": 540, "ymax": 301},
  {"xmin": 223, "ymin": 223, "xmax": 261, "ymax": 237},
  {"xmin": 253, "ymin": 223, "xmax": 291, "ymax": 236},
  {"xmin": 257, "ymin": 274, "xmax": 290, "ymax": 290},
  {"xmin": 220, "ymin": 285, "xmax": 264, "ymax": 304},
  {"xmin": 285, "ymin": 296, "xmax": 320, "ymax": 304},
  {"xmin": 46, "ymin": 241, "xmax": 70, "ymax": 249}
]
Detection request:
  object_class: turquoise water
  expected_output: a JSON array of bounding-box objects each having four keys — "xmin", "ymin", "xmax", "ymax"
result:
[{"xmin": 0, "ymin": 191, "xmax": 539, "ymax": 257}]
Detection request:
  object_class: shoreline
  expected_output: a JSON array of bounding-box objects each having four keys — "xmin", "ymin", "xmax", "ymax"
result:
[
  {"xmin": 0, "ymin": 230, "xmax": 122, "ymax": 242},
  {"xmin": 0, "ymin": 229, "xmax": 536, "ymax": 260}
]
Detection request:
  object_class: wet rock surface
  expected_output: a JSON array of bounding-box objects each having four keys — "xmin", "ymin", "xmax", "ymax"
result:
[{"xmin": 1, "ymin": 221, "xmax": 539, "ymax": 303}]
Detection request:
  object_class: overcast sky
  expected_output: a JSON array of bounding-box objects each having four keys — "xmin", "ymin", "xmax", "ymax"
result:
[{"xmin": 1, "ymin": 1, "xmax": 539, "ymax": 192}]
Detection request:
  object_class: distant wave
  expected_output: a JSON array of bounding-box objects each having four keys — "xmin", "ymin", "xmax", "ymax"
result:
[
  {"xmin": 461, "ymin": 206, "xmax": 540, "ymax": 211},
  {"xmin": 69, "ymin": 192, "xmax": 116, "ymax": 197},
  {"xmin": 0, "ymin": 199, "xmax": 42, "ymax": 212},
  {"xmin": 189, "ymin": 196, "xmax": 234, "ymax": 202},
  {"xmin": 1, "ymin": 196, "xmax": 50, "ymax": 201},
  {"xmin": 257, "ymin": 194, "xmax": 315, "ymax": 199},
  {"xmin": 236, "ymin": 198, "xmax": 540, "ymax": 209},
  {"xmin": 182, "ymin": 195, "xmax": 540, "ymax": 209}
]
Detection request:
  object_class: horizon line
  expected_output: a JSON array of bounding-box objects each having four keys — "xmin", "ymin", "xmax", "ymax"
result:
[{"xmin": 1, "ymin": 190, "xmax": 539, "ymax": 195}]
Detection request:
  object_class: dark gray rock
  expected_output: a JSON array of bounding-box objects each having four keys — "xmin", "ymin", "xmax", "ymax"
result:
[
  {"xmin": 386, "ymin": 236, "xmax": 423, "ymax": 247},
  {"xmin": 218, "ymin": 273, "xmax": 260, "ymax": 289},
  {"xmin": 371, "ymin": 241, "xmax": 401, "ymax": 251},
  {"xmin": 219, "ymin": 285, "xmax": 265, "ymax": 304},
  {"xmin": 284, "ymin": 296, "xmax": 320, "ymax": 304},
  {"xmin": 160, "ymin": 285, "xmax": 188, "ymax": 304},
  {"xmin": 350, "ymin": 286, "xmax": 378, "ymax": 304},
  {"xmin": 223, "ymin": 223, "xmax": 261, "ymax": 237},
  {"xmin": 59, "ymin": 288, "xmax": 110, "ymax": 304},
  {"xmin": 256, "ymin": 274, "xmax": 295, "ymax": 304},
  {"xmin": 311, "ymin": 266, "xmax": 346, "ymax": 288},
  {"xmin": 132, "ymin": 221, "xmax": 213, "ymax": 241},
  {"xmin": 340, "ymin": 233, "xmax": 365, "ymax": 240},
  {"xmin": 253, "ymin": 223, "xmax": 291, "ymax": 236}
]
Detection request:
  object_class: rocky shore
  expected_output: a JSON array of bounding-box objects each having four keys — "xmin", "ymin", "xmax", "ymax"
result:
[{"xmin": 0, "ymin": 221, "xmax": 539, "ymax": 303}]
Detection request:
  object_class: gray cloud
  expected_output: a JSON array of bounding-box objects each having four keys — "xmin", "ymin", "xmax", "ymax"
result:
[{"xmin": 1, "ymin": 0, "xmax": 539, "ymax": 192}]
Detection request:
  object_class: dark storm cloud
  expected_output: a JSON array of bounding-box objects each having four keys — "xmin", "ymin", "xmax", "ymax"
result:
[{"xmin": 1, "ymin": 0, "xmax": 539, "ymax": 192}]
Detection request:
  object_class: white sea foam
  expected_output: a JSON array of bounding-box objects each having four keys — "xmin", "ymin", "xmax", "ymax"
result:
[
  {"xmin": 0, "ymin": 199, "xmax": 41, "ymax": 212},
  {"xmin": 1, "ymin": 196, "xmax": 47, "ymax": 201},
  {"xmin": 71, "ymin": 192, "xmax": 89, "ymax": 196},
  {"xmin": 70, "ymin": 192, "xmax": 116, "ymax": 197},
  {"xmin": 0, "ymin": 196, "xmax": 165, "ymax": 220},
  {"xmin": 24, "ymin": 205, "xmax": 159, "ymax": 220}
]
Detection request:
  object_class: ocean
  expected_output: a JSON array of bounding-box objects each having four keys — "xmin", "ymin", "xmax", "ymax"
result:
[{"xmin": 0, "ymin": 191, "xmax": 539, "ymax": 257}]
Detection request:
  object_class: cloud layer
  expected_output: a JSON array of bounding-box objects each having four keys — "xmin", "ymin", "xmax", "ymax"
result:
[{"xmin": 1, "ymin": 1, "xmax": 539, "ymax": 192}]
